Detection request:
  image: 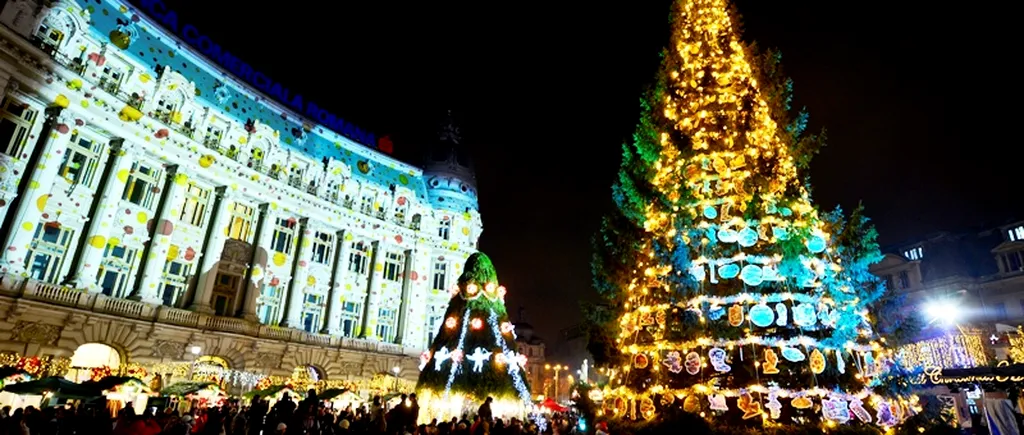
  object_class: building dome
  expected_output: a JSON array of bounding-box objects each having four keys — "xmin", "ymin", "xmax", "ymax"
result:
[{"xmin": 423, "ymin": 110, "xmax": 478, "ymax": 213}]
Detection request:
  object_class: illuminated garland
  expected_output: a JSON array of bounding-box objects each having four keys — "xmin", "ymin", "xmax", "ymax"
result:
[
  {"xmin": 0, "ymin": 352, "xmax": 71, "ymax": 377},
  {"xmin": 897, "ymin": 334, "xmax": 987, "ymax": 370}
]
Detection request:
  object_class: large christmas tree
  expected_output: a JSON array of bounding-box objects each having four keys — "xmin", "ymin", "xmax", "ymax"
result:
[
  {"xmin": 416, "ymin": 252, "xmax": 532, "ymax": 421},
  {"xmin": 591, "ymin": 0, "xmax": 916, "ymax": 428}
]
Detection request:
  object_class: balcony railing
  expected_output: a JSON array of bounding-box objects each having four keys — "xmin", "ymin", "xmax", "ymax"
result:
[
  {"xmin": 38, "ymin": 35, "xmax": 425, "ymax": 233},
  {"xmin": 0, "ymin": 273, "xmax": 417, "ymax": 356}
]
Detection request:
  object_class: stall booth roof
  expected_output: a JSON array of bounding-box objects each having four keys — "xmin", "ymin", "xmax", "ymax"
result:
[
  {"xmin": 160, "ymin": 381, "xmax": 219, "ymax": 396},
  {"xmin": 2, "ymin": 377, "xmax": 97, "ymax": 399}
]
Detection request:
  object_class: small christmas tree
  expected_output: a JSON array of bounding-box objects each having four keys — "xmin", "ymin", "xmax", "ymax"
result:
[{"xmin": 416, "ymin": 252, "xmax": 532, "ymax": 421}]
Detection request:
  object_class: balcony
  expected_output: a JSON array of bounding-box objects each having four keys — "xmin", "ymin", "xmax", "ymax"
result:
[{"xmin": 0, "ymin": 273, "xmax": 418, "ymax": 356}]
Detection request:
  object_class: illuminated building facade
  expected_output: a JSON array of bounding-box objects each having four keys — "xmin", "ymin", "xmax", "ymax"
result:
[{"xmin": 0, "ymin": 0, "xmax": 481, "ymax": 385}]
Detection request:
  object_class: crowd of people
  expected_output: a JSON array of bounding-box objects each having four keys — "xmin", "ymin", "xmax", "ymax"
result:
[{"xmin": 0, "ymin": 391, "xmax": 589, "ymax": 435}]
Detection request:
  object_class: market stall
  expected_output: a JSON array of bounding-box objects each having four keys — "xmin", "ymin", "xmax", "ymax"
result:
[
  {"xmin": 84, "ymin": 376, "xmax": 153, "ymax": 415},
  {"xmin": 160, "ymin": 381, "xmax": 225, "ymax": 413}
]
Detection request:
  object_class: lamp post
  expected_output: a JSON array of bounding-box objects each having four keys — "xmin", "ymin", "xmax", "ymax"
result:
[
  {"xmin": 187, "ymin": 345, "xmax": 201, "ymax": 381},
  {"xmin": 544, "ymin": 364, "xmax": 568, "ymax": 403},
  {"xmin": 392, "ymin": 366, "xmax": 401, "ymax": 392}
]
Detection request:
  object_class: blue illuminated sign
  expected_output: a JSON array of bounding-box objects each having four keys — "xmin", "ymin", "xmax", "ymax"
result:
[{"xmin": 132, "ymin": 0, "xmax": 376, "ymax": 147}]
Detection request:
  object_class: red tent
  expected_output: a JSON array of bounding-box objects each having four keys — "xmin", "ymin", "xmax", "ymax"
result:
[{"xmin": 540, "ymin": 397, "xmax": 568, "ymax": 412}]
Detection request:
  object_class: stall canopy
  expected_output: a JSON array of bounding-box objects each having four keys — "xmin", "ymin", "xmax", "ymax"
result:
[
  {"xmin": 160, "ymin": 382, "xmax": 216, "ymax": 396},
  {"xmin": 2, "ymin": 377, "xmax": 96, "ymax": 398},
  {"xmin": 83, "ymin": 376, "xmax": 151, "ymax": 394},
  {"xmin": 540, "ymin": 398, "xmax": 568, "ymax": 413}
]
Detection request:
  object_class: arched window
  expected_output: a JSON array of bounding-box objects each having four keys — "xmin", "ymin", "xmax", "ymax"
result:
[{"xmin": 66, "ymin": 343, "xmax": 121, "ymax": 382}]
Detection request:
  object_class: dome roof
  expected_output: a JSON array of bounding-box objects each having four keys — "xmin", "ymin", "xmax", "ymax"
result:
[{"xmin": 423, "ymin": 110, "xmax": 479, "ymax": 212}]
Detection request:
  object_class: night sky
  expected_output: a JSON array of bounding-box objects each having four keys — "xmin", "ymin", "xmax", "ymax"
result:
[{"xmin": 154, "ymin": 0, "xmax": 1020, "ymax": 349}]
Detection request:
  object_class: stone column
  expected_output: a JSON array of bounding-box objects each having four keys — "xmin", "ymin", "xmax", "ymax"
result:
[
  {"xmin": 188, "ymin": 187, "xmax": 235, "ymax": 313},
  {"xmin": 394, "ymin": 248, "xmax": 416, "ymax": 344},
  {"xmin": 322, "ymin": 229, "xmax": 347, "ymax": 334},
  {"xmin": 239, "ymin": 203, "xmax": 271, "ymax": 321},
  {"xmin": 280, "ymin": 218, "xmax": 310, "ymax": 328},
  {"xmin": 63, "ymin": 139, "xmax": 133, "ymax": 291},
  {"xmin": 132, "ymin": 166, "xmax": 188, "ymax": 304},
  {"xmin": 0, "ymin": 107, "xmax": 76, "ymax": 275},
  {"xmin": 359, "ymin": 240, "xmax": 384, "ymax": 340}
]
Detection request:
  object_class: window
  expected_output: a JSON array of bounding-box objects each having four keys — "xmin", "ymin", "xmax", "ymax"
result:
[
  {"xmin": 1010, "ymin": 226, "xmax": 1024, "ymax": 242},
  {"xmin": 393, "ymin": 200, "xmax": 408, "ymax": 225},
  {"xmin": 360, "ymin": 192, "xmax": 375, "ymax": 214},
  {"xmin": 302, "ymin": 293, "xmax": 325, "ymax": 333},
  {"xmin": 376, "ymin": 308, "xmax": 396, "ymax": 341},
  {"xmin": 897, "ymin": 270, "xmax": 910, "ymax": 290},
  {"xmin": 204, "ymin": 124, "xmax": 223, "ymax": 147},
  {"xmin": 159, "ymin": 258, "xmax": 191, "ymax": 307},
  {"xmin": 211, "ymin": 273, "xmax": 240, "ymax": 316},
  {"xmin": 0, "ymin": 96, "xmax": 38, "ymax": 157},
  {"xmin": 348, "ymin": 241, "xmax": 369, "ymax": 275},
  {"xmin": 994, "ymin": 302, "xmax": 1008, "ymax": 320},
  {"xmin": 904, "ymin": 246, "xmax": 923, "ymax": 261},
  {"xmin": 426, "ymin": 306, "xmax": 444, "ymax": 345},
  {"xmin": 178, "ymin": 182, "xmax": 211, "ymax": 227},
  {"xmin": 432, "ymin": 261, "xmax": 448, "ymax": 291},
  {"xmin": 1005, "ymin": 252, "xmax": 1023, "ymax": 272},
  {"xmin": 58, "ymin": 134, "xmax": 103, "ymax": 187},
  {"xmin": 340, "ymin": 301, "xmax": 362, "ymax": 337},
  {"xmin": 227, "ymin": 202, "xmax": 255, "ymax": 241},
  {"xmin": 271, "ymin": 218, "xmax": 297, "ymax": 254},
  {"xmin": 311, "ymin": 231, "xmax": 334, "ymax": 265},
  {"xmin": 24, "ymin": 222, "xmax": 74, "ymax": 283},
  {"xmin": 33, "ymin": 23, "xmax": 63, "ymax": 52},
  {"xmin": 99, "ymin": 65, "xmax": 125, "ymax": 94},
  {"xmin": 257, "ymin": 285, "xmax": 283, "ymax": 325},
  {"xmin": 97, "ymin": 243, "xmax": 138, "ymax": 298},
  {"xmin": 438, "ymin": 218, "xmax": 451, "ymax": 240},
  {"xmin": 383, "ymin": 251, "xmax": 404, "ymax": 282},
  {"xmin": 122, "ymin": 163, "xmax": 161, "ymax": 209}
]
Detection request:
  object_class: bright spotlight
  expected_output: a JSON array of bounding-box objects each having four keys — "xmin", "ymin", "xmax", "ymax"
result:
[{"xmin": 925, "ymin": 301, "xmax": 959, "ymax": 326}]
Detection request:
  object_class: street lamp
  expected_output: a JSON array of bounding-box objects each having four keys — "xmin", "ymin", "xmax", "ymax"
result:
[
  {"xmin": 187, "ymin": 346, "xmax": 202, "ymax": 381},
  {"xmin": 392, "ymin": 366, "xmax": 401, "ymax": 391},
  {"xmin": 544, "ymin": 364, "xmax": 568, "ymax": 403}
]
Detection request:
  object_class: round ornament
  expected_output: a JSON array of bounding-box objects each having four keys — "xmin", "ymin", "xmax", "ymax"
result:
[
  {"xmin": 633, "ymin": 353, "xmax": 650, "ymax": 369},
  {"xmin": 748, "ymin": 304, "xmax": 774, "ymax": 327}
]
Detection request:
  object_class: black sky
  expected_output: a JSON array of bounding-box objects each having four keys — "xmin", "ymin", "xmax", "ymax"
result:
[{"xmin": 152, "ymin": 0, "xmax": 1020, "ymax": 347}]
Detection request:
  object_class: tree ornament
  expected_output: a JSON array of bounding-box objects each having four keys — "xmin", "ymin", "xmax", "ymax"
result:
[
  {"xmin": 810, "ymin": 349, "xmax": 826, "ymax": 374},
  {"xmin": 709, "ymin": 394, "xmax": 728, "ymax": 411},
  {"xmin": 775, "ymin": 302, "xmax": 788, "ymax": 326},
  {"xmin": 445, "ymin": 317, "xmax": 457, "ymax": 329},
  {"xmin": 467, "ymin": 347, "xmax": 492, "ymax": 373},
  {"xmin": 708, "ymin": 348, "xmax": 731, "ymax": 373},
  {"xmin": 663, "ymin": 351, "xmax": 684, "ymax": 374},
  {"xmin": 762, "ymin": 349, "xmax": 779, "ymax": 374},
  {"xmin": 749, "ymin": 304, "xmax": 774, "ymax": 327},
  {"xmin": 684, "ymin": 351, "xmax": 701, "ymax": 375},
  {"xmin": 738, "ymin": 390, "xmax": 762, "ymax": 419},
  {"xmin": 633, "ymin": 353, "xmax": 650, "ymax": 369},
  {"xmin": 470, "ymin": 318, "xmax": 483, "ymax": 330},
  {"xmin": 781, "ymin": 347, "xmax": 805, "ymax": 362},
  {"xmin": 639, "ymin": 397, "xmax": 656, "ymax": 420},
  {"xmin": 822, "ymin": 395, "xmax": 851, "ymax": 423},
  {"xmin": 791, "ymin": 394, "xmax": 813, "ymax": 409},
  {"xmin": 876, "ymin": 401, "xmax": 898, "ymax": 427},
  {"xmin": 836, "ymin": 349, "xmax": 846, "ymax": 374},
  {"xmin": 793, "ymin": 303, "xmax": 816, "ymax": 327},
  {"xmin": 419, "ymin": 351, "xmax": 432, "ymax": 371},
  {"xmin": 433, "ymin": 347, "xmax": 451, "ymax": 370},
  {"xmin": 683, "ymin": 395, "xmax": 701, "ymax": 413},
  {"xmin": 450, "ymin": 349, "xmax": 464, "ymax": 363},
  {"xmin": 766, "ymin": 388, "xmax": 782, "ymax": 419},
  {"xmin": 500, "ymin": 322, "xmax": 515, "ymax": 335},
  {"xmin": 849, "ymin": 397, "xmax": 872, "ymax": 423},
  {"xmin": 728, "ymin": 304, "xmax": 744, "ymax": 326}
]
